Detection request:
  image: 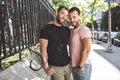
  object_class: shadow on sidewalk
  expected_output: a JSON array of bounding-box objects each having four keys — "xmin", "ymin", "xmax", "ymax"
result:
[{"xmin": 93, "ymin": 49, "xmax": 120, "ymax": 70}]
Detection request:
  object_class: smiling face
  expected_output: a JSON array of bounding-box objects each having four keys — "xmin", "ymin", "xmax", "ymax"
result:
[
  {"xmin": 69, "ymin": 10, "xmax": 81, "ymax": 28},
  {"xmin": 56, "ymin": 8, "xmax": 68, "ymax": 24}
]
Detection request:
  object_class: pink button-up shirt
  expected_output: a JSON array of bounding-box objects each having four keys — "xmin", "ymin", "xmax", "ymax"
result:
[{"xmin": 69, "ymin": 24, "xmax": 91, "ymax": 67}]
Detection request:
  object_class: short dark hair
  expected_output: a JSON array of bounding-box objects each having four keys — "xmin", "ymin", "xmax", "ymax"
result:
[
  {"xmin": 57, "ymin": 6, "xmax": 68, "ymax": 12},
  {"xmin": 69, "ymin": 7, "xmax": 80, "ymax": 15}
]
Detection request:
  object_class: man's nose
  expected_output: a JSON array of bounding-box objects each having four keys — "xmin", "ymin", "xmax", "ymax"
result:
[
  {"xmin": 64, "ymin": 16, "xmax": 68, "ymax": 20},
  {"xmin": 70, "ymin": 19, "xmax": 73, "ymax": 22}
]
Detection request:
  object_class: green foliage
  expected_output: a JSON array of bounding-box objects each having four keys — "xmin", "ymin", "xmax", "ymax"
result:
[
  {"xmin": 50, "ymin": 0, "xmax": 71, "ymax": 11},
  {"xmin": 1, "ymin": 45, "xmax": 39, "ymax": 70},
  {"xmin": 116, "ymin": 32, "xmax": 120, "ymax": 40},
  {"xmin": 86, "ymin": 20, "xmax": 98, "ymax": 29},
  {"xmin": 101, "ymin": 5, "xmax": 120, "ymax": 31},
  {"xmin": 1, "ymin": 50, "xmax": 30, "ymax": 70},
  {"xmin": 50, "ymin": 0, "xmax": 118, "ymax": 27}
]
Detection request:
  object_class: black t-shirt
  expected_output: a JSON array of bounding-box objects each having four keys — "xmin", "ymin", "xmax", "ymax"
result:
[{"xmin": 40, "ymin": 24, "xmax": 70, "ymax": 66}]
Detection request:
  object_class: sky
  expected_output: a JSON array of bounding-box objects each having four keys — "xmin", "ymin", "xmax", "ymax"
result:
[
  {"xmin": 73, "ymin": 0, "xmax": 120, "ymax": 4},
  {"xmin": 72, "ymin": 0, "xmax": 87, "ymax": 4}
]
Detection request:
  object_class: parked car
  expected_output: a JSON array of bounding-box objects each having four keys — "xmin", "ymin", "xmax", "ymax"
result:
[
  {"xmin": 97, "ymin": 31, "xmax": 106, "ymax": 41},
  {"xmin": 97, "ymin": 31, "xmax": 117, "ymax": 43},
  {"xmin": 113, "ymin": 32, "xmax": 120, "ymax": 46},
  {"xmin": 111, "ymin": 32, "xmax": 118, "ymax": 39}
]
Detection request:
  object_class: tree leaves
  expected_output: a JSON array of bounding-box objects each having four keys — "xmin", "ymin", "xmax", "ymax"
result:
[{"xmin": 50, "ymin": 0, "xmax": 118, "ymax": 26}]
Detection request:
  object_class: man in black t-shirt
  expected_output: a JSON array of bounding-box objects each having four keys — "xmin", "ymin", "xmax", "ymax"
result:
[{"xmin": 40, "ymin": 6, "xmax": 71, "ymax": 80}]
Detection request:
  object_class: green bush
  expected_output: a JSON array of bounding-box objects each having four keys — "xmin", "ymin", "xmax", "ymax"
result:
[
  {"xmin": 116, "ymin": 32, "xmax": 120, "ymax": 40},
  {"xmin": 1, "ymin": 45, "xmax": 39, "ymax": 70}
]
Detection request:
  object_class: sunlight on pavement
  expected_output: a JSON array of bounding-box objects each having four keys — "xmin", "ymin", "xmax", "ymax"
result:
[{"xmin": 89, "ymin": 44, "xmax": 120, "ymax": 80}]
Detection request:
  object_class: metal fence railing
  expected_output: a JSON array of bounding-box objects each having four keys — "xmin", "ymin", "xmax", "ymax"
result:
[{"xmin": 0, "ymin": 0, "xmax": 55, "ymax": 69}]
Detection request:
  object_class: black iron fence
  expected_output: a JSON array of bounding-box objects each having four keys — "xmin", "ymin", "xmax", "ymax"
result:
[{"xmin": 0, "ymin": 0, "xmax": 55, "ymax": 69}]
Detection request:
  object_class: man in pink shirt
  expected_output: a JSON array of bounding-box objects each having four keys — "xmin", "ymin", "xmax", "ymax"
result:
[{"xmin": 69, "ymin": 7, "xmax": 92, "ymax": 80}]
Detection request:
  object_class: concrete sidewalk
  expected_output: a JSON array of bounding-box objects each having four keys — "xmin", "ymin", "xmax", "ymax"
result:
[
  {"xmin": 0, "ymin": 41, "xmax": 120, "ymax": 80},
  {"xmin": 90, "ymin": 41, "xmax": 120, "ymax": 80},
  {"xmin": 0, "ymin": 53, "xmax": 51, "ymax": 80}
]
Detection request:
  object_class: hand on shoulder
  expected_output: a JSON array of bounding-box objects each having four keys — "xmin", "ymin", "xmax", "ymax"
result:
[{"xmin": 48, "ymin": 21, "xmax": 54, "ymax": 24}]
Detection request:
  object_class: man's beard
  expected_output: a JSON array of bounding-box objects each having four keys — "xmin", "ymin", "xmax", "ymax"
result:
[
  {"xmin": 75, "ymin": 21, "xmax": 79, "ymax": 27},
  {"xmin": 72, "ymin": 19, "xmax": 80, "ymax": 28},
  {"xmin": 56, "ymin": 16, "xmax": 63, "ymax": 24}
]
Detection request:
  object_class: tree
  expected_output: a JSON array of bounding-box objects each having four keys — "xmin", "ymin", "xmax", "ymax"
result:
[
  {"xmin": 50, "ymin": 0, "xmax": 71, "ymax": 11},
  {"xmin": 50, "ymin": 0, "xmax": 117, "ymax": 24},
  {"xmin": 101, "ymin": 5, "xmax": 120, "ymax": 31},
  {"xmin": 50, "ymin": 0, "xmax": 118, "ymax": 42}
]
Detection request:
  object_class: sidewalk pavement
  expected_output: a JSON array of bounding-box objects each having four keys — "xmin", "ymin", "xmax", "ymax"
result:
[
  {"xmin": 0, "ymin": 53, "xmax": 51, "ymax": 80},
  {"xmin": 90, "ymin": 41, "xmax": 120, "ymax": 80},
  {"xmin": 0, "ymin": 41, "xmax": 120, "ymax": 80}
]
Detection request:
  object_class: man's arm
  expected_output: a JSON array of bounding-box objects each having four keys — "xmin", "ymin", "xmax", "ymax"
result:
[
  {"xmin": 40, "ymin": 38, "xmax": 56, "ymax": 76},
  {"xmin": 79, "ymin": 37, "xmax": 91, "ymax": 68},
  {"xmin": 40, "ymin": 38, "xmax": 49, "ymax": 69}
]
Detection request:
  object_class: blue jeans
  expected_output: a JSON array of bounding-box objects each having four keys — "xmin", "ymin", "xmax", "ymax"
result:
[{"xmin": 72, "ymin": 64, "xmax": 92, "ymax": 80}]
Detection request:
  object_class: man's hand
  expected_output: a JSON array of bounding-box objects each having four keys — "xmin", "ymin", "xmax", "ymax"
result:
[
  {"xmin": 44, "ymin": 67, "xmax": 56, "ymax": 76},
  {"xmin": 77, "ymin": 66, "xmax": 85, "ymax": 71},
  {"xmin": 48, "ymin": 21, "xmax": 54, "ymax": 24}
]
